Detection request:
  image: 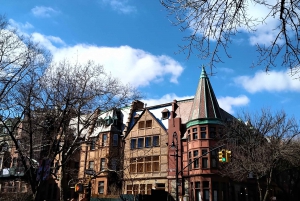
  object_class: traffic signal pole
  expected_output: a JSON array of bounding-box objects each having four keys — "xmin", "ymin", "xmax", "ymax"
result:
[{"xmin": 86, "ymin": 177, "xmax": 92, "ymax": 201}]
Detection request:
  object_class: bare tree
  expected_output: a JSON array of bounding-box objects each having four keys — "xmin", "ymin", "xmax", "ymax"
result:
[
  {"xmin": 0, "ymin": 14, "xmax": 140, "ymax": 201},
  {"xmin": 0, "ymin": 15, "xmax": 47, "ymax": 104},
  {"xmin": 219, "ymin": 109, "xmax": 300, "ymax": 201},
  {"xmin": 161, "ymin": 0, "xmax": 300, "ymax": 75},
  {"xmin": 0, "ymin": 15, "xmax": 48, "ymax": 200},
  {"xmin": 12, "ymin": 60, "xmax": 140, "ymax": 201}
]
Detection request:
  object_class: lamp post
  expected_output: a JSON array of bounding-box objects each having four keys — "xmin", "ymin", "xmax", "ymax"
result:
[{"xmin": 170, "ymin": 132, "xmax": 179, "ymax": 201}]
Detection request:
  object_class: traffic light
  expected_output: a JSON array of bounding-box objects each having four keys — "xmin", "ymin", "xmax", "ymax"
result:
[
  {"xmin": 226, "ymin": 150, "xmax": 232, "ymax": 162},
  {"xmin": 75, "ymin": 183, "xmax": 84, "ymax": 194},
  {"xmin": 218, "ymin": 149, "xmax": 226, "ymax": 162}
]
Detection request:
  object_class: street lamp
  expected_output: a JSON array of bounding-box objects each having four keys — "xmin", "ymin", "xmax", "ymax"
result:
[{"xmin": 170, "ymin": 132, "xmax": 179, "ymax": 201}]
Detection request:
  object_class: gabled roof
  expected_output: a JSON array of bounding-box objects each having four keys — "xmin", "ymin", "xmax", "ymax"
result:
[
  {"xmin": 125, "ymin": 108, "xmax": 168, "ymax": 138},
  {"xmin": 187, "ymin": 66, "xmax": 223, "ymax": 127}
]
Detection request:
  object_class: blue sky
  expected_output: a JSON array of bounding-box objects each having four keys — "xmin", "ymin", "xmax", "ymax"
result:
[{"xmin": 1, "ymin": 0, "xmax": 299, "ymax": 120}]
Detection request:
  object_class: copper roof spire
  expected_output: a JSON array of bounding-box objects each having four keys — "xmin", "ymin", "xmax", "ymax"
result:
[{"xmin": 188, "ymin": 66, "xmax": 222, "ymax": 124}]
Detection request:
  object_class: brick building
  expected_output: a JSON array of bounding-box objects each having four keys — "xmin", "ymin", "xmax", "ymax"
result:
[{"xmin": 77, "ymin": 67, "xmax": 255, "ymax": 201}]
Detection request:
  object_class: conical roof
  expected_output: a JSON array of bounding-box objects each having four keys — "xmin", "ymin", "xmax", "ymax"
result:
[{"xmin": 187, "ymin": 66, "xmax": 222, "ymax": 125}]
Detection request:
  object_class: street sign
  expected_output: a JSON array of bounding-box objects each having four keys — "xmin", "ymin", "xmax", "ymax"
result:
[{"xmin": 84, "ymin": 169, "xmax": 96, "ymax": 175}]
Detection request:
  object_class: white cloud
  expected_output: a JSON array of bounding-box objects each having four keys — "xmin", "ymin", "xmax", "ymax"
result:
[
  {"xmin": 8, "ymin": 19, "xmax": 33, "ymax": 34},
  {"xmin": 142, "ymin": 93, "xmax": 193, "ymax": 107},
  {"xmin": 31, "ymin": 6, "xmax": 59, "ymax": 18},
  {"xmin": 52, "ymin": 45, "xmax": 183, "ymax": 87},
  {"xmin": 31, "ymin": 32, "xmax": 65, "ymax": 53},
  {"xmin": 217, "ymin": 95, "xmax": 250, "ymax": 114},
  {"xmin": 31, "ymin": 33, "xmax": 184, "ymax": 88},
  {"xmin": 235, "ymin": 70, "xmax": 300, "ymax": 93},
  {"xmin": 101, "ymin": 0, "xmax": 136, "ymax": 14},
  {"xmin": 245, "ymin": 0, "xmax": 283, "ymax": 46}
]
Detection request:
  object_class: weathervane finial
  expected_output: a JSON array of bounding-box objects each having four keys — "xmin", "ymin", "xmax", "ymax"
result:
[{"xmin": 200, "ymin": 65, "xmax": 207, "ymax": 78}]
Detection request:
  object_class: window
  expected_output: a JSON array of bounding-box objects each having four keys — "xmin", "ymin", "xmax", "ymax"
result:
[
  {"xmin": 90, "ymin": 140, "xmax": 96, "ymax": 150},
  {"xmin": 188, "ymin": 130, "xmax": 191, "ymax": 141},
  {"xmin": 102, "ymin": 134, "xmax": 107, "ymax": 146},
  {"xmin": 138, "ymin": 138, "xmax": 144, "ymax": 148},
  {"xmin": 127, "ymin": 185, "xmax": 133, "ymax": 194},
  {"xmin": 202, "ymin": 158, "xmax": 208, "ymax": 168},
  {"xmin": 1, "ymin": 143, "xmax": 8, "ymax": 152},
  {"xmin": 133, "ymin": 184, "xmax": 139, "ymax": 195},
  {"xmin": 130, "ymin": 156, "xmax": 160, "ymax": 173},
  {"xmin": 113, "ymin": 134, "xmax": 118, "ymax": 146},
  {"xmin": 162, "ymin": 109, "xmax": 169, "ymax": 119},
  {"xmin": 152, "ymin": 156, "xmax": 160, "ymax": 171},
  {"xmin": 105, "ymin": 117, "xmax": 111, "ymax": 126},
  {"xmin": 145, "ymin": 136, "xmax": 152, "ymax": 147},
  {"xmin": 100, "ymin": 158, "xmax": 106, "ymax": 171},
  {"xmin": 201, "ymin": 127, "xmax": 206, "ymax": 139},
  {"xmin": 194, "ymin": 158, "xmax": 199, "ymax": 168},
  {"xmin": 211, "ymin": 150, "xmax": 217, "ymax": 168},
  {"xmin": 210, "ymin": 127, "xmax": 216, "ymax": 138},
  {"xmin": 195, "ymin": 182, "xmax": 201, "ymax": 201},
  {"xmin": 145, "ymin": 156, "xmax": 152, "ymax": 172},
  {"xmin": 202, "ymin": 149, "xmax": 209, "ymax": 168},
  {"xmin": 131, "ymin": 138, "xmax": 137, "ymax": 149},
  {"xmin": 192, "ymin": 128, "xmax": 198, "ymax": 140},
  {"xmin": 140, "ymin": 184, "xmax": 145, "ymax": 194},
  {"xmin": 130, "ymin": 158, "xmax": 137, "ymax": 173},
  {"xmin": 89, "ymin": 161, "xmax": 94, "ymax": 170},
  {"xmin": 98, "ymin": 181, "xmax": 104, "ymax": 194},
  {"xmin": 212, "ymin": 182, "xmax": 218, "ymax": 201},
  {"xmin": 138, "ymin": 121, "xmax": 145, "ymax": 129},
  {"xmin": 146, "ymin": 120, "xmax": 152, "ymax": 128},
  {"xmin": 153, "ymin": 136, "xmax": 159, "ymax": 146},
  {"xmin": 193, "ymin": 150, "xmax": 199, "ymax": 157},
  {"xmin": 96, "ymin": 119, "xmax": 102, "ymax": 127},
  {"xmin": 204, "ymin": 189, "xmax": 210, "ymax": 201},
  {"xmin": 147, "ymin": 184, "xmax": 152, "ymax": 194},
  {"xmin": 131, "ymin": 136, "xmax": 159, "ymax": 149},
  {"xmin": 137, "ymin": 158, "xmax": 144, "ymax": 173},
  {"xmin": 203, "ymin": 181, "xmax": 210, "ymax": 201},
  {"xmin": 202, "ymin": 149, "xmax": 208, "ymax": 156}
]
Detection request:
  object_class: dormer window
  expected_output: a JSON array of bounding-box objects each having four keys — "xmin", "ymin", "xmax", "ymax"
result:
[
  {"xmin": 161, "ymin": 108, "xmax": 169, "ymax": 120},
  {"xmin": 104, "ymin": 116, "xmax": 112, "ymax": 126},
  {"xmin": 113, "ymin": 115, "xmax": 118, "ymax": 125},
  {"xmin": 96, "ymin": 118, "xmax": 103, "ymax": 127}
]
